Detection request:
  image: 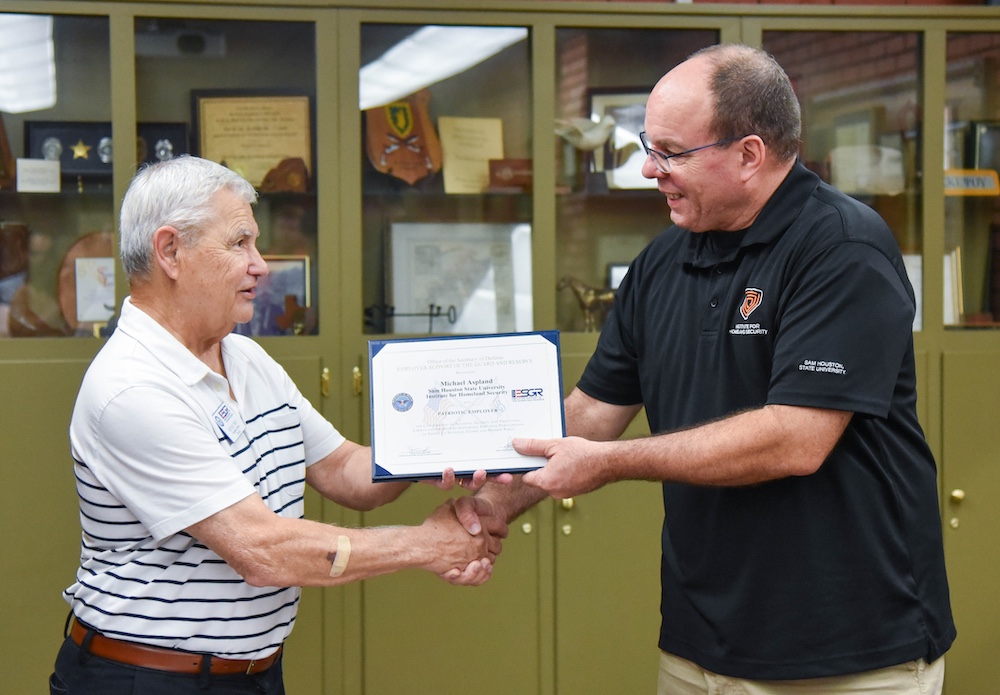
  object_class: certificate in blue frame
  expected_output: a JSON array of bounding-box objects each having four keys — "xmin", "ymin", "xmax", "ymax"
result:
[{"xmin": 369, "ymin": 330, "xmax": 565, "ymax": 482}]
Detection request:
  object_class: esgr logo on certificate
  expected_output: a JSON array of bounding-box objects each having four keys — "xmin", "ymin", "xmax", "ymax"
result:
[{"xmin": 512, "ymin": 387, "xmax": 544, "ymax": 401}]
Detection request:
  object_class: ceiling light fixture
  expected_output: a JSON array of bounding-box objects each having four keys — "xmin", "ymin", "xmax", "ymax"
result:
[
  {"xmin": 359, "ymin": 25, "xmax": 527, "ymax": 111},
  {"xmin": 0, "ymin": 14, "xmax": 56, "ymax": 113}
]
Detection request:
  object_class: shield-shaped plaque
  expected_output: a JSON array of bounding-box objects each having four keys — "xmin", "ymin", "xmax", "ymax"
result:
[{"xmin": 365, "ymin": 88, "xmax": 442, "ymax": 185}]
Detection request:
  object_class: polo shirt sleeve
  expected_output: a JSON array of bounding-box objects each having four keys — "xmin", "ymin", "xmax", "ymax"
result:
[
  {"xmin": 77, "ymin": 384, "xmax": 256, "ymax": 541},
  {"xmin": 767, "ymin": 240, "xmax": 914, "ymax": 418},
  {"xmin": 231, "ymin": 334, "xmax": 346, "ymax": 467},
  {"xmin": 576, "ymin": 269, "xmax": 645, "ymax": 407},
  {"xmin": 284, "ymin": 378, "xmax": 346, "ymax": 467}
]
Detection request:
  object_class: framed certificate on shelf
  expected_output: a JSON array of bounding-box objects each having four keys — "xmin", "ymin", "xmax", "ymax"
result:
[
  {"xmin": 369, "ymin": 331, "xmax": 565, "ymax": 482},
  {"xmin": 192, "ymin": 90, "xmax": 312, "ymax": 188}
]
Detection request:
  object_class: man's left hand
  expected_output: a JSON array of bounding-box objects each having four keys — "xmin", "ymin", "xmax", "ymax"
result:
[{"xmin": 515, "ymin": 436, "xmax": 611, "ymax": 499}]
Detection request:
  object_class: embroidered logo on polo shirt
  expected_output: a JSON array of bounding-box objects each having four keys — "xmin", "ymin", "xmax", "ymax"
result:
[
  {"xmin": 798, "ymin": 359, "xmax": 847, "ymax": 375},
  {"xmin": 740, "ymin": 288, "xmax": 763, "ymax": 320},
  {"xmin": 729, "ymin": 287, "xmax": 769, "ymax": 336}
]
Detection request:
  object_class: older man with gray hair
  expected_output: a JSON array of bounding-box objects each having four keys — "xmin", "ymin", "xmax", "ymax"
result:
[{"xmin": 51, "ymin": 155, "xmax": 504, "ymax": 695}]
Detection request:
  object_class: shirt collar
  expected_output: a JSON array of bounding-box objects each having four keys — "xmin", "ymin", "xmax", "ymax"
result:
[
  {"xmin": 117, "ymin": 297, "xmax": 246, "ymax": 392},
  {"xmin": 681, "ymin": 161, "xmax": 820, "ymax": 268}
]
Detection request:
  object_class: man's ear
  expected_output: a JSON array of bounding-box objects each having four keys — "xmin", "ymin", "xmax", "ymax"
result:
[
  {"xmin": 739, "ymin": 135, "xmax": 767, "ymax": 182},
  {"xmin": 151, "ymin": 226, "xmax": 182, "ymax": 280}
]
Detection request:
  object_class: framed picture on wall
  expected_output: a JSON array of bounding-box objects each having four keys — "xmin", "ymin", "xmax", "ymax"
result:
[
  {"xmin": 236, "ymin": 255, "xmax": 311, "ymax": 337},
  {"xmin": 388, "ymin": 222, "xmax": 533, "ymax": 335},
  {"xmin": 589, "ymin": 88, "xmax": 654, "ymax": 190}
]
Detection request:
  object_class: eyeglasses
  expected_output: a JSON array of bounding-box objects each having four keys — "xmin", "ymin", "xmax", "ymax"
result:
[{"xmin": 639, "ymin": 131, "xmax": 747, "ymax": 174}]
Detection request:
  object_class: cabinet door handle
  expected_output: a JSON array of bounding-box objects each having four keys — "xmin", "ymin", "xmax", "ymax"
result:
[
  {"xmin": 560, "ymin": 497, "xmax": 574, "ymax": 510},
  {"xmin": 950, "ymin": 489, "xmax": 966, "ymax": 503},
  {"xmin": 320, "ymin": 367, "xmax": 331, "ymax": 397},
  {"xmin": 352, "ymin": 366, "xmax": 362, "ymax": 396}
]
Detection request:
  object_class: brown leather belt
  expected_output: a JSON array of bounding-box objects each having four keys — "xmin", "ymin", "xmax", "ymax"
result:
[{"xmin": 70, "ymin": 619, "xmax": 281, "ymax": 676}]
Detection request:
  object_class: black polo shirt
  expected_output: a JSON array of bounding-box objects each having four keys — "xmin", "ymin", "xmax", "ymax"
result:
[{"xmin": 578, "ymin": 162, "xmax": 955, "ymax": 679}]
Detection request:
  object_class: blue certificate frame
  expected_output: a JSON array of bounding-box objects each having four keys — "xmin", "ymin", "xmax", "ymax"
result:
[{"xmin": 369, "ymin": 330, "xmax": 565, "ymax": 482}]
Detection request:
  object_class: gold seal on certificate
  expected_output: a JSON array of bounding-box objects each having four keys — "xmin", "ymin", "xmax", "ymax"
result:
[{"xmin": 369, "ymin": 331, "xmax": 565, "ymax": 481}]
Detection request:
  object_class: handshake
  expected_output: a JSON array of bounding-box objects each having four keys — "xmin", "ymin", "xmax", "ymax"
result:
[
  {"xmin": 331, "ymin": 435, "xmax": 600, "ymax": 588},
  {"xmin": 414, "ymin": 469, "xmax": 515, "ymax": 587},
  {"xmin": 401, "ymin": 434, "xmax": 603, "ymax": 587}
]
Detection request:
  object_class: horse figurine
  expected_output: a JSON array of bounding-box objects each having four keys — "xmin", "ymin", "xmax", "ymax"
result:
[{"xmin": 558, "ymin": 275, "xmax": 616, "ymax": 332}]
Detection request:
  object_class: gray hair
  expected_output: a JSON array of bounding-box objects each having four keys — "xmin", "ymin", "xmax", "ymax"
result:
[
  {"xmin": 691, "ymin": 44, "xmax": 802, "ymax": 163},
  {"xmin": 119, "ymin": 155, "xmax": 258, "ymax": 278}
]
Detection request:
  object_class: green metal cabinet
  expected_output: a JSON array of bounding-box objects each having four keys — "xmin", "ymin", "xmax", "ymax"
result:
[
  {"xmin": 941, "ymin": 352, "xmax": 1000, "ymax": 693},
  {"xmin": 1, "ymin": 359, "xmax": 94, "ymax": 695}
]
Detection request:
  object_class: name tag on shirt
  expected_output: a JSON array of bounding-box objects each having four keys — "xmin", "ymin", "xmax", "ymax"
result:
[{"xmin": 213, "ymin": 402, "xmax": 246, "ymax": 442}]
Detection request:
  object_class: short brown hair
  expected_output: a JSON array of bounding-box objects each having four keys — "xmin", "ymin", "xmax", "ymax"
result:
[{"xmin": 691, "ymin": 44, "xmax": 801, "ymax": 163}]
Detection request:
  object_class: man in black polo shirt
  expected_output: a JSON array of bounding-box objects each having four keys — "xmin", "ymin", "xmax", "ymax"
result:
[{"xmin": 461, "ymin": 44, "xmax": 955, "ymax": 693}]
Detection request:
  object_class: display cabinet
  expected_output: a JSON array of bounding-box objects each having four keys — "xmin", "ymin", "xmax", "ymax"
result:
[
  {"xmin": 764, "ymin": 30, "xmax": 924, "ymax": 318},
  {"xmin": 358, "ymin": 22, "xmax": 533, "ymax": 337},
  {"xmin": 0, "ymin": 13, "xmax": 323, "ymax": 340},
  {"xmin": 0, "ymin": 13, "xmax": 112, "ymax": 338},
  {"xmin": 3, "ymin": 3, "xmax": 1000, "ymax": 695},
  {"xmin": 943, "ymin": 32, "xmax": 1000, "ymax": 327},
  {"xmin": 0, "ymin": 4, "xmax": 338, "ymax": 695},
  {"xmin": 554, "ymin": 26, "xmax": 719, "ymax": 332},
  {"xmin": 354, "ymin": 22, "xmax": 542, "ymax": 695},
  {"xmin": 136, "ymin": 16, "xmax": 321, "ymax": 337},
  {"xmin": 939, "ymin": 29, "xmax": 1000, "ymax": 695}
]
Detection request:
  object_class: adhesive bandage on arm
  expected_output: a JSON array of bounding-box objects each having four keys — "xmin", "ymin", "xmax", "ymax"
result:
[{"xmin": 328, "ymin": 535, "xmax": 351, "ymax": 577}]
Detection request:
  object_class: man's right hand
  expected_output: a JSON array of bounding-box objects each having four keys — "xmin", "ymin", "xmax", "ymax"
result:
[
  {"xmin": 420, "ymin": 499, "xmax": 502, "ymax": 585},
  {"xmin": 453, "ymin": 494, "xmax": 507, "ymax": 539}
]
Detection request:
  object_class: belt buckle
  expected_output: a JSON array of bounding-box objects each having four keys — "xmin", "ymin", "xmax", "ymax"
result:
[{"xmin": 245, "ymin": 659, "xmax": 256, "ymax": 675}]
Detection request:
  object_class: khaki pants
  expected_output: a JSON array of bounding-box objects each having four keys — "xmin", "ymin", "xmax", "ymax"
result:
[{"xmin": 658, "ymin": 651, "xmax": 945, "ymax": 695}]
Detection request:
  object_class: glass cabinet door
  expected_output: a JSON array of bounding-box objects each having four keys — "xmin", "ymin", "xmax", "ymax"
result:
[
  {"xmin": 553, "ymin": 27, "xmax": 718, "ymax": 333},
  {"xmin": 359, "ymin": 23, "xmax": 531, "ymax": 336},
  {"xmin": 0, "ymin": 13, "xmax": 112, "ymax": 338},
  {"xmin": 763, "ymin": 31, "xmax": 923, "ymax": 328},
  {"xmin": 944, "ymin": 32, "xmax": 1000, "ymax": 328},
  {"xmin": 135, "ymin": 16, "xmax": 318, "ymax": 337}
]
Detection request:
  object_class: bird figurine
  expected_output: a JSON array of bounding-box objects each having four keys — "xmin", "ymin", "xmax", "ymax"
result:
[{"xmin": 554, "ymin": 114, "xmax": 617, "ymax": 151}]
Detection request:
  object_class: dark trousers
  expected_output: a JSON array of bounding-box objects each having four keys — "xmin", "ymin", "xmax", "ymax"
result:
[{"xmin": 49, "ymin": 634, "xmax": 285, "ymax": 695}]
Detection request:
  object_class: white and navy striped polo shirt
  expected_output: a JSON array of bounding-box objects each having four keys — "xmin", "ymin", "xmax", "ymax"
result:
[{"xmin": 64, "ymin": 297, "xmax": 344, "ymax": 659}]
